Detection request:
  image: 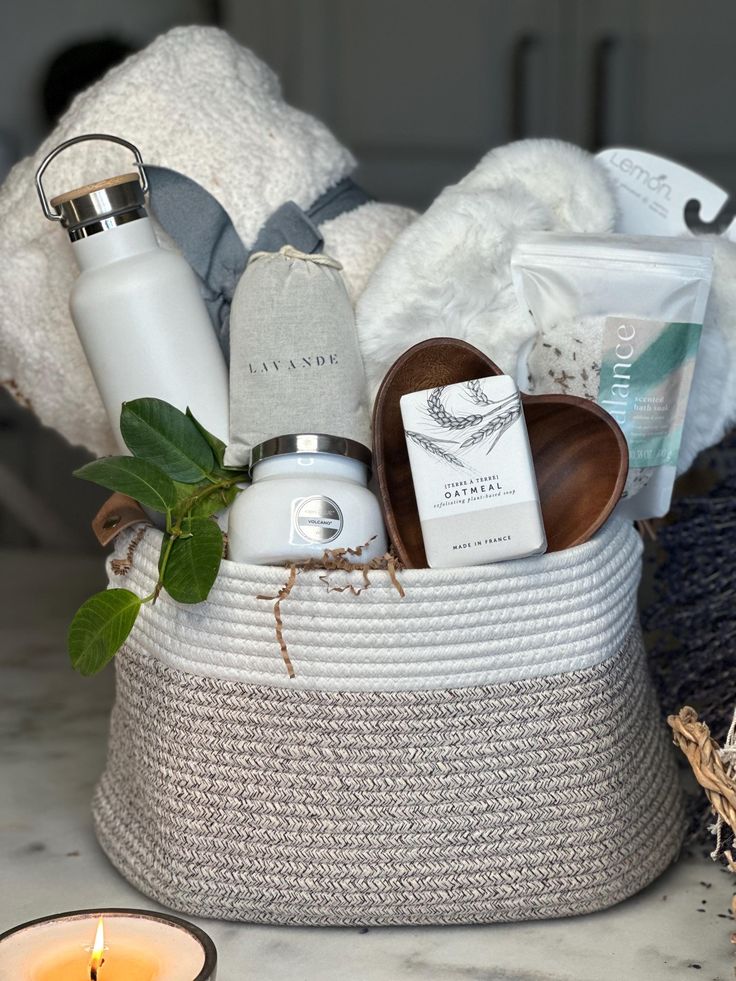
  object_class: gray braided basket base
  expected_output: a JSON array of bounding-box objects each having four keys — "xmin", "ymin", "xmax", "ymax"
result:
[{"xmin": 93, "ymin": 625, "xmax": 684, "ymax": 926}]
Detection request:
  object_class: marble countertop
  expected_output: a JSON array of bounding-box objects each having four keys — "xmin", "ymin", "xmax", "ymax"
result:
[{"xmin": 1, "ymin": 547, "xmax": 735, "ymax": 981}]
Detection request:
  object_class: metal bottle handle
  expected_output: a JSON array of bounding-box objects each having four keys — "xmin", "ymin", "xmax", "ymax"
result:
[{"xmin": 35, "ymin": 133, "xmax": 148, "ymax": 222}]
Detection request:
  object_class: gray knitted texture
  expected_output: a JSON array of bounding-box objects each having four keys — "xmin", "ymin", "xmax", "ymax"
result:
[{"xmin": 93, "ymin": 627, "xmax": 684, "ymax": 925}]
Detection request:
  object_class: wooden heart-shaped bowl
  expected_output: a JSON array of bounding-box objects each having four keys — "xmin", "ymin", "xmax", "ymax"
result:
[{"xmin": 372, "ymin": 337, "xmax": 629, "ymax": 568}]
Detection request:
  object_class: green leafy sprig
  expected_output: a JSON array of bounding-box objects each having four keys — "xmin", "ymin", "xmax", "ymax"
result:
[{"xmin": 68, "ymin": 398, "xmax": 249, "ymax": 676}]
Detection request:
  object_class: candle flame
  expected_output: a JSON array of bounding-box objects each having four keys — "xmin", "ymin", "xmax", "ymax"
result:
[{"xmin": 89, "ymin": 917, "xmax": 105, "ymax": 980}]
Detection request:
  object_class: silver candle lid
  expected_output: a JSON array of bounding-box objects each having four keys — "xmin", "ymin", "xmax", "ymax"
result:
[
  {"xmin": 250, "ymin": 433, "xmax": 372, "ymax": 473},
  {"xmin": 35, "ymin": 133, "xmax": 149, "ymax": 241}
]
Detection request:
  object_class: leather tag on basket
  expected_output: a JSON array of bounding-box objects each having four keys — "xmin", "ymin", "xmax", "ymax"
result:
[{"xmin": 92, "ymin": 493, "xmax": 152, "ymax": 546}]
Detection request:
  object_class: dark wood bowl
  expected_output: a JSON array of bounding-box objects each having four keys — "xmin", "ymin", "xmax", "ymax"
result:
[{"xmin": 372, "ymin": 337, "xmax": 629, "ymax": 568}]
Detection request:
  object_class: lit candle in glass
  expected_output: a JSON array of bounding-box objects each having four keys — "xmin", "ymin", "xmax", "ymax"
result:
[
  {"xmin": 0, "ymin": 909, "xmax": 217, "ymax": 980},
  {"xmin": 89, "ymin": 917, "xmax": 105, "ymax": 981}
]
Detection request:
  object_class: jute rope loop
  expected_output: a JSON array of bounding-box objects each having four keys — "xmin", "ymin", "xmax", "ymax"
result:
[{"xmin": 668, "ymin": 706, "xmax": 736, "ymax": 870}]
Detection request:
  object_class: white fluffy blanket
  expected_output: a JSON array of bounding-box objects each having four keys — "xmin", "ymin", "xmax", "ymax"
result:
[
  {"xmin": 357, "ymin": 139, "xmax": 736, "ymax": 473},
  {"xmin": 0, "ymin": 26, "xmax": 414, "ymax": 457}
]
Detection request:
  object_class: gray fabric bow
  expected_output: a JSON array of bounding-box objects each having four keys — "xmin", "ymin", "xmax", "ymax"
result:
[{"xmin": 146, "ymin": 166, "xmax": 371, "ymax": 360}]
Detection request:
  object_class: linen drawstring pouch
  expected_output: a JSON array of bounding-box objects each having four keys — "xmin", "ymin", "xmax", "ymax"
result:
[{"xmin": 224, "ymin": 246, "xmax": 372, "ymax": 467}]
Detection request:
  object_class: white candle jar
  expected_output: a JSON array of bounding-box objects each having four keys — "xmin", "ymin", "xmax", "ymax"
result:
[
  {"xmin": 228, "ymin": 434, "xmax": 388, "ymax": 565},
  {"xmin": 0, "ymin": 908, "xmax": 217, "ymax": 980}
]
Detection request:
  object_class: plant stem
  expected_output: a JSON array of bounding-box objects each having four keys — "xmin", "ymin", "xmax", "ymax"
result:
[
  {"xmin": 158, "ymin": 532, "xmax": 176, "ymax": 579},
  {"xmin": 124, "ymin": 474, "xmax": 247, "ymax": 608},
  {"xmin": 176, "ymin": 473, "xmax": 246, "ymax": 516},
  {"xmin": 147, "ymin": 528, "xmax": 179, "ymax": 606}
]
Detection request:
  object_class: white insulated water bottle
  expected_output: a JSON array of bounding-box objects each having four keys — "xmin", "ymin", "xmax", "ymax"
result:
[{"xmin": 35, "ymin": 133, "xmax": 229, "ymax": 450}]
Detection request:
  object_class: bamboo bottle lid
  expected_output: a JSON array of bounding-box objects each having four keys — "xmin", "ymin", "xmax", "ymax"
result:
[{"xmin": 48, "ymin": 173, "xmax": 146, "ymax": 240}]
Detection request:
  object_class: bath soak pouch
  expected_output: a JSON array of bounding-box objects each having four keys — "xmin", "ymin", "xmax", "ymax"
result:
[
  {"xmin": 225, "ymin": 246, "xmax": 371, "ymax": 467},
  {"xmin": 511, "ymin": 233, "xmax": 713, "ymax": 519}
]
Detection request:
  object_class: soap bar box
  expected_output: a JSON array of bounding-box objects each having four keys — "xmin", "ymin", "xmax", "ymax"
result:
[{"xmin": 400, "ymin": 375, "xmax": 546, "ymax": 568}]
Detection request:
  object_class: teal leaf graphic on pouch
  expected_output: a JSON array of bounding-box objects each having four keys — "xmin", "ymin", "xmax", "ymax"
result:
[{"xmin": 598, "ymin": 319, "xmax": 701, "ymax": 468}]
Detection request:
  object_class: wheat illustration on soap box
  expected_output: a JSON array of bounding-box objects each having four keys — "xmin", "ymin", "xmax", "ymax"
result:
[{"xmin": 404, "ymin": 380, "xmax": 522, "ymax": 471}]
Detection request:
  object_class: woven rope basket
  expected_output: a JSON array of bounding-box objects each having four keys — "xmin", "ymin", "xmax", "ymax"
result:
[{"xmin": 93, "ymin": 516, "xmax": 684, "ymax": 926}]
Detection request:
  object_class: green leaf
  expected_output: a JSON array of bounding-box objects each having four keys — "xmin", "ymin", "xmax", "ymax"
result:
[
  {"xmin": 170, "ymin": 479, "xmax": 209, "ymax": 511},
  {"xmin": 68, "ymin": 589, "xmax": 141, "ymax": 676},
  {"xmin": 163, "ymin": 518, "xmax": 223, "ymax": 604},
  {"xmin": 74, "ymin": 456, "xmax": 176, "ymax": 512},
  {"xmin": 186, "ymin": 407, "xmax": 227, "ymax": 468},
  {"xmin": 187, "ymin": 483, "xmax": 240, "ymax": 519},
  {"xmin": 121, "ymin": 399, "xmax": 215, "ymax": 482},
  {"xmin": 169, "ymin": 480, "xmax": 240, "ymax": 520}
]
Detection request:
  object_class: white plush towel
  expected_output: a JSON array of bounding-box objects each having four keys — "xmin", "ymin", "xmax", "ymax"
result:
[
  {"xmin": 357, "ymin": 140, "xmax": 615, "ymax": 391},
  {"xmin": 356, "ymin": 138, "xmax": 736, "ymax": 474},
  {"xmin": 0, "ymin": 26, "xmax": 414, "ymax": 457}
]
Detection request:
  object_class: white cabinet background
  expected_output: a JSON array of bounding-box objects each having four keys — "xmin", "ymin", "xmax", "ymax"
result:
[
  {"xmin": 3, "ymin": 0, "xmax": 732, "ymax": 206},
  {"xmin": 225, "ymin": 0, "xmax": 736, "ymax": 207},
  {"xmin": 226, "ymin": 0, "xmax": 567, "ymax": 206},
  {"xmin": 572, "ymin": 0, "xmax": 736, "ymax": 191}
]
